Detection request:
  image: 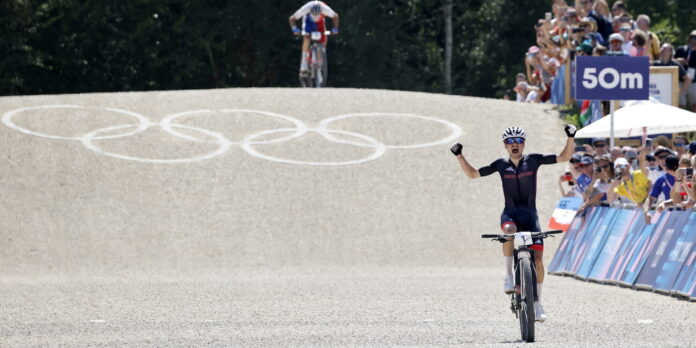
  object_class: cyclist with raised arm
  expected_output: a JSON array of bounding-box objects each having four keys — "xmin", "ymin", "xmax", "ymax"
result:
[
  {"xmin": 450, "ymin": 125, "xmax": 575, "ymax": 322},
  {"xmin": 288, "ymin": 1, "xmax": 339, "ymax": 79}
]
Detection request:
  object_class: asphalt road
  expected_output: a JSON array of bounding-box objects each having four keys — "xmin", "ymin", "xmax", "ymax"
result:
[{"xmin": 0, "ymin": 88, "xmax": 693, "ymax": 347}]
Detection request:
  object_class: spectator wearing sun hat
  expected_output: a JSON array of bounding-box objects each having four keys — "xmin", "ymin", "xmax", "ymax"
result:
[
  {"xmin": 608, "ymin": 157, "xmax": 653, "ymax": 223},
  {"xmin": 608, "ymin": 33, "xmax": 627, "ymax": 56},
  {"xmin": 569, "ymin": 155, "xmax": 595, "ymax": 197}
]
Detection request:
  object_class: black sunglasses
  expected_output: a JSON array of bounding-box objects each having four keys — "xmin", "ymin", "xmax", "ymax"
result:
[{"xmin": 504, "ymin": 137, "xmax": 525, "ymax": 145}]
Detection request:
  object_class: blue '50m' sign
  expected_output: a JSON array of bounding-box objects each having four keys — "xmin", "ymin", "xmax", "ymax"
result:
[{"xmin": 575, "ymin": 56, "xmax": 649, "ymax": 101}]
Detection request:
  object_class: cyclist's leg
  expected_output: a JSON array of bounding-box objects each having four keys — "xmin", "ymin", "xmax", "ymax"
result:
[
  {"xmin": 526, "ymin": 210, "xmax": 545, "ymax": 311},
  {"xmin": 300, "ymin": 36, "xmax": 310, "ymax": 73},
  {"xmin": 300, "ymin": 17, "xmax": 315, "ymax": 73},
  {"xmin": 500, "ymin": 209, "xmax": 517, "ymax": 257},
  {"xmin": 500, "ymin": 210, "xmax": 517, "ymax": 293}
]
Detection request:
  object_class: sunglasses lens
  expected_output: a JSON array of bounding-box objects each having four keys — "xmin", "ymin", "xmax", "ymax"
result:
[{"xmin": 504, "ymin": 137, "xmax": 525, "ymax": 144}]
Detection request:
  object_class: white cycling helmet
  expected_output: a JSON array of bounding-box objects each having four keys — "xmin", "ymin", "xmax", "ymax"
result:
[{"xmin": 501, "ymin": 126, "xmax": 526, "ymax": 140}]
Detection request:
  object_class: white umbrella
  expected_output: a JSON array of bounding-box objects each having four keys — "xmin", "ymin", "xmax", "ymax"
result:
[{"xmin": 575, "ymin": 98, "xmax": 696, "ymax": 138}]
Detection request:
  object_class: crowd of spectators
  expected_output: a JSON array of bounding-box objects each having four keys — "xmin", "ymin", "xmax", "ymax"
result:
[
  {"xmin": 510, "ymin": 0, "xmax": 696, "ymax": 112},
  {"xmin": 559, "ymin": 137, "xmax": 696, "ymax": 222}
]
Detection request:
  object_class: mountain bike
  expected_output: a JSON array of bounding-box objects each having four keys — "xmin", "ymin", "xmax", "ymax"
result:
[
  {"xmin": 300, "ymin": 31, "xmax": 331, "ymax": 88},
  {"xmin": 481, "ymin": 230, "xmax": 562, "ymax": 343}
]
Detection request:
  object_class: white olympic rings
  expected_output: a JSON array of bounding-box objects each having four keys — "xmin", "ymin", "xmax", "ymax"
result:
[{"xmin": 2, "ymin": 105, "xmax": 463, "ymax": 166}]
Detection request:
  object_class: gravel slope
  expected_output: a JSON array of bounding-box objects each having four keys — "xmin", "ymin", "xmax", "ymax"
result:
[{"xmin": 0, "ymin": 88, "xmax": 693, "ymax": 346}]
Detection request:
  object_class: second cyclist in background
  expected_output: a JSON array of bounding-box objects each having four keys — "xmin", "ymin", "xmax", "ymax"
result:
[{"xmin": 288, "ymin": 1, "xmax": 339, "ymax": 79}]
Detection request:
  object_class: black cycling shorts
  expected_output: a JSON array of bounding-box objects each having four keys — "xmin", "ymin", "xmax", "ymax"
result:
[{"xmin": 500, "ymin": 207, "xmax": 543, "ymax": 251}]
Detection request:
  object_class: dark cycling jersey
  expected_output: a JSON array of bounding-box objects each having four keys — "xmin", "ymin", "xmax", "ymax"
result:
[{"xmin": 478, "ymin": 153, "xmax": 557, "ymax": 210}]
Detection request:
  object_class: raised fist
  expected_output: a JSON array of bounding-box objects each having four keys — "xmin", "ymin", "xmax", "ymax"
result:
[
  {"xmin": 450, "ymin": 143, "xmax": 463, "ymax": 156},
  {"xmin": 564, "ymin": 124, "xmax": 577, "ymax": 138}
]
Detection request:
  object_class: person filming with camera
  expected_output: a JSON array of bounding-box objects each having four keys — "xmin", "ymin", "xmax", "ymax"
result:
[{"xmin": 606, "ymin": 151, "xmax": 653, "ymax": 223}]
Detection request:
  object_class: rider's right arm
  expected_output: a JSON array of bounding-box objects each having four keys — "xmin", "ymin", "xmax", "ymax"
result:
[
  {"xmin": 292, "ymin": 2, "xmax": 311, "ymax": 19},
  {"xmin": 455, "ymin": 155, "xmax": 482, "ymax": 179}
]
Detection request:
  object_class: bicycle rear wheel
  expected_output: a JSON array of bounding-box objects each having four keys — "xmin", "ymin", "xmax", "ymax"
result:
[{"xmin": 518, "ymin": 256, "xmax": 535, "ymax": 342}]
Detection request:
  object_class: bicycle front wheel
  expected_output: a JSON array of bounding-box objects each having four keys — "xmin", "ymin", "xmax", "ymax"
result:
[{"xmin": 518, "ymin": 256, "xmax": 536, "ymax": 342}]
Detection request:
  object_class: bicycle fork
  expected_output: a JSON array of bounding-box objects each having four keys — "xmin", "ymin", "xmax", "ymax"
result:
[{"xmin": 511, "ymin": 249, "xmax": 538, "ymax": 316}]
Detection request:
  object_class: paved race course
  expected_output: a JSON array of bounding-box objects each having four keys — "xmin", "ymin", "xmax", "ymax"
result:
[{"xmin": 0, "ymin": 88, "xmax": 693, "ymax": 346}]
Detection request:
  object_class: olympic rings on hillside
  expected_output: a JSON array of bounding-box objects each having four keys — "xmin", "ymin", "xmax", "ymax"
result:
[{"xmin": 2, "ymin": 105, "xmax": 463, "ymax": 166}]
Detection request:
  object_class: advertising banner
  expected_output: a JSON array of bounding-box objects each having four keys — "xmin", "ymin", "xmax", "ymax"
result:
[
  {"xmin": 562, "ymin": 207, "xmax": 609, "ymax": 276},
  {"xmin": 548, "ymin": 196, "xmax": 583, "ymax": 231},
  {"xmin": 634, "ymin": 211, "xmax": 691, "ymax": 290},
  {"xmin": 575, "ymin": 208, "xmax": 620, "ymax": 279},
  {"xmin": 618, "ymin": 213, "xmax": 664, "ymax": 286},
  {"xmin": 601, "ymin": 210, "xmax": 646, "ymax": 285},
  {"xmin": 672, "ymin": 248, "xmax": 696, "ymax": 299},
  {"xmin": 671, "ymin": 214, "xmax": 696, "ymax": 299},
  {"xmin": 548, "ymin": 199, "xmax": 696, "ymax": 299},
  {"xmin": 587, "ymin": 209, "xmax": 639, "ymax": 282},
  {"xmin": 652, "ymin": 212, "xmax": 696, "ymax": 294},
  {"xmin": 547, "ymin": 207, "xmax": 600, "ymax": 275}
]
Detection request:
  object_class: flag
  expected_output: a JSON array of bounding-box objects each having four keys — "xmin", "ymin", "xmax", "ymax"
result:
[
  {"xmin": 579, "ymin": 100, "xmax": 604, "ymax": 127},
  {"xmin": 579, "ymin": 100, "xmax": 592, "ymax": 126}
]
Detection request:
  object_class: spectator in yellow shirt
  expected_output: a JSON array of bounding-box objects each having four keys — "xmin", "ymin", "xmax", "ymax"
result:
[{"xmin": 607, "ymin": 157, "xmax": 653, "ymax": 223}]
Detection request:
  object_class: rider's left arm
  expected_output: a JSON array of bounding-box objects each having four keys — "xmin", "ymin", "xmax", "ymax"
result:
[
  {"xmin": 556, "ymin": 136, "xmax": 575, "ymax": 163},
  {"xmin": 332, "ymin": 14, "xmax": 339, "ymax": 31}
]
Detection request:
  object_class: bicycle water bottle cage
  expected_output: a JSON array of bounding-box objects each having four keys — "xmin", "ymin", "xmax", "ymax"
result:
[
  {"xmin": 311, "ymin": 32, "xmax": 322, "ymax": 41},
  {"xmin": 514, "ymin": 232, "xmax": 533, "ymax": 249}
]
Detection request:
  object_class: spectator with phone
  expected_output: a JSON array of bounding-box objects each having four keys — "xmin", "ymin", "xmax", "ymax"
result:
[
  {"xmin": 607, "ymin": 157, "xmax": 653, "ymax": 223},
  {"xmin": 646, "ymin": 155, "xmax": 679, "ymax": 208},
  {"xmin": 558, "ymin": 168, "xmax": 576, "ymax": 197},
  {"xmin": 675, "ymin": 30, "xmax": 696, "ymax": 112},
  {"xmin": 657, "ymin": 166, "xmax": 695, "ymax": 212},
  {"xmin": 577, "ymin": 155, "xmax": 615, "ymax": 213},
  {"xmin": 569, "ymin": 155, "xmax": 594, "ymax": 197}
]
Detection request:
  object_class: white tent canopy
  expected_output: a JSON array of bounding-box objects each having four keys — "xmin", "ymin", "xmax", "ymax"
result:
[{"xmin": 575, "ymin": 98, "xmax": 696, "ymax": 139}]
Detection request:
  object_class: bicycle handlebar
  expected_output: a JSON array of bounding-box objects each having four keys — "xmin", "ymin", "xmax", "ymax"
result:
[
  {"xmin": 481, "ymin": 230, "xmax": 563, "ymax": 240},
  {"xmin": 301, "ymin": 31, "xmax": 332, "ymax": 36}
]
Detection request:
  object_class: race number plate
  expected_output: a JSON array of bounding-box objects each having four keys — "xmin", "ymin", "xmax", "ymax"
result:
[
  {"xmin": 311, "ymin": 32, "xmax": 322, "ymax": 40},
  {"xmin": 514, "ymin": 232, "xmax": 533, "ymax": 249}
]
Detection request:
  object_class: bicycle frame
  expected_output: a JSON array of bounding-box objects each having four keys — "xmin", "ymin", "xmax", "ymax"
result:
[
  {"xmin": 300, "ymin": 31, "xmax": 330, "ymax": 88},
  {"xmin": 481, "ymin": 230, "xmax": 561, "ymax": 343}
]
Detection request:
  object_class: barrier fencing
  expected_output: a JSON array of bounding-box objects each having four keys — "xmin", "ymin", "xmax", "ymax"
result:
[{"xmin": 548, "ymin": 204, "xmax": 696, "ymax": 301}]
